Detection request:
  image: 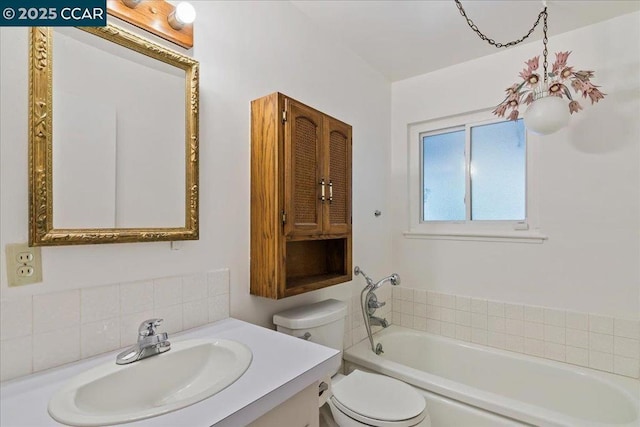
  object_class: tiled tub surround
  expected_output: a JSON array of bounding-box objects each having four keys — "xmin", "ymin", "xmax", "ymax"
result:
[
  {"xmin": 390, "ymin": 286, "xmax": 640, "ymax": 379},
  {"xmin": 0, "ymin": 269, "xmax": 231, "ymax": 382}
]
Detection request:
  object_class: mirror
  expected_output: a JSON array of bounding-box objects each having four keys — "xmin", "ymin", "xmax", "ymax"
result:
[{"xmin": 29, "ymin": 25, "xmax": 199, "ymax": 245}]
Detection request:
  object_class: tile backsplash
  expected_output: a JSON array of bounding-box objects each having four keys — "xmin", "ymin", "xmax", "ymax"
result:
[
  {"xmin": 0, "ymin": 269, "xmax": 230, "ymax": 382},
  {"xmin": 390, "ymin": 286, "xmax": 640, "ymax": 379}
]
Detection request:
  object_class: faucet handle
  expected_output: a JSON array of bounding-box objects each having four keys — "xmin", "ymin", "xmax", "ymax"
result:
[{"xmin": 138, "ymin": 318, "xmax": 163, "ymax": 337}]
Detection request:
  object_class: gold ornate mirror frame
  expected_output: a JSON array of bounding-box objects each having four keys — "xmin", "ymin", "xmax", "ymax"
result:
[{"xmin": 29, "ymin": 25, "xmax": 199, "ymax": 246}]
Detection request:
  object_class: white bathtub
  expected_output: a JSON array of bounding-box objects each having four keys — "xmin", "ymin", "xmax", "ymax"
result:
[{"xmin": 343, "ymin": 326, "xmax": 639, "ymax": 427}]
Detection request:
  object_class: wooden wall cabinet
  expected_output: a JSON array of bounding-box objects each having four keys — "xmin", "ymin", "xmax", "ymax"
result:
[{"xmin": 251, "ymin": 93, "xmax": 352, "ymax": 299}]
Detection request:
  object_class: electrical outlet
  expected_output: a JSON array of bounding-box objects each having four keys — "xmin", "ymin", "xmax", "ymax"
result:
[{"xmin": 5, "ymin": 243, "xmax": 42, "ymax": 287}]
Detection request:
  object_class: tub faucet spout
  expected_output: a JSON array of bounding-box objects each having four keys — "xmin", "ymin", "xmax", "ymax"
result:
[{"xmin": 369, "ymin": 316, "xmax": 389, "ymax": 328}]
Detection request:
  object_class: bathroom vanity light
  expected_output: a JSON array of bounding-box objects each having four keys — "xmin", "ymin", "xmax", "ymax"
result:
[
  {"xmin": 108, "ymin": 0, "xmax": 195, "ymax": 48},
  {"xmin": 168, "ymin": 2, "xmax": 196, "ymax": 30},
  {"xmin": 455, "ymin": 0, "xmax": 605, "ymax": 135}
]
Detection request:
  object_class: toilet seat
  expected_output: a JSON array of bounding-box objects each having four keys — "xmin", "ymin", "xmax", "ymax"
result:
[{"xmin": 330, "ymin": 370, "xmax": 427, "ymax": 427}]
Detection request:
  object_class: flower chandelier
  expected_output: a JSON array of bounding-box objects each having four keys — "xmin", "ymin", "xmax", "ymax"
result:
[{"xmin": 455, "ymin": 0, "xmax": 605, "ymax": 135}]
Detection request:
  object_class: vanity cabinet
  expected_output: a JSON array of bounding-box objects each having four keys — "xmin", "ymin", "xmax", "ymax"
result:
[{"xmin": 251, "ymin": 93, "xmax": 352, "ymax": 299}]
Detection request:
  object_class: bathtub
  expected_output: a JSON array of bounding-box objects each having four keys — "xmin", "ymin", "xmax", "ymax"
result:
[{"xmin": 343, "ymin": 326, "xmax": 639, "ymax": 427}]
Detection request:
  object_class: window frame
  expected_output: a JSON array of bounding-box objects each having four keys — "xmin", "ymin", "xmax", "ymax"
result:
[{"xmin": 406, "ymin": 109, "xmax": 546, "ymax": 243}]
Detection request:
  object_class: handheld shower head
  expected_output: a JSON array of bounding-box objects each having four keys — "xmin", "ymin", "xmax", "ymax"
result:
[
  {"xmin": 354, "ymin": 266, "xmax": 374, "ymax": 288},
  {"xmin": 373, "ymin": 273, "xmax": 401, "ymax": 289}
]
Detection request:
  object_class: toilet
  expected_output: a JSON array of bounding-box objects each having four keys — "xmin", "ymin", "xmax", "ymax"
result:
[{"xmin": 273, "ymin": 299, "xmax": 431, "ymax": 427}]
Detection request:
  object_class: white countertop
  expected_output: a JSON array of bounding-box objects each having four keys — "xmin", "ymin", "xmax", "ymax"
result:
[{"xmin": 0, "ymin": 318, "xmax": 341, "ymax": 426}]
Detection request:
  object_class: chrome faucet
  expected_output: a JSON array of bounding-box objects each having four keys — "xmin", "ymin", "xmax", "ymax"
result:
[
  {"xmin": 116, "ymin": 318, "xmax": 171, "ymax": 365},
  {"xmin": 354, "ymin": 266, "xmax": 401, "ymax": 355}
]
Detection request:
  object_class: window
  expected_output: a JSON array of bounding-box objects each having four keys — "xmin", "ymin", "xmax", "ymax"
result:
[
  {"xmin": 407, "ymin": 110, "xmax": 545, "ymax": 242},
  {"xmin": 422, "ymin": 119, "xmax": 525, "ymax": 222}
]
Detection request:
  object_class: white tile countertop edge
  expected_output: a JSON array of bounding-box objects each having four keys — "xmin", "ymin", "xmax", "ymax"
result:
[{"xmin": 0, "ymin": 318, "xmax": 341, "ymax": 426}]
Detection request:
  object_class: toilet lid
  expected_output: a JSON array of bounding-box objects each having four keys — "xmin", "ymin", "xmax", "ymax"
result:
[{"xmin": 331, "ymin": 370, "xmax": 426, "ymax": 422}]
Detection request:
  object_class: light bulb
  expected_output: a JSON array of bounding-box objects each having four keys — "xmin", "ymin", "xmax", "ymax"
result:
[
  {"xmin": 168, "ymin": 2, "xmax": 196, "ymax": 29},
  {"xmin": 523, "ymin": 96, "xmax": 570, "ymax": 135}
]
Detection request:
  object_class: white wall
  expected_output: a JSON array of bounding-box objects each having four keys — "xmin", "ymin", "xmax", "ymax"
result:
[
  {"xmin": 0, "ymin": 1, "xmax": 392, "ymax": 328},
  {"xmin": 391, "ymin": 12, "xmax": 640, "ymax": 318}
]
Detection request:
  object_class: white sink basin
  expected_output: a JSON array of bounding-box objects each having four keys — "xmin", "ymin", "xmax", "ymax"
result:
[{"xmin": 48, "ymin": 339, "xmax": 252, "ymax": 426}]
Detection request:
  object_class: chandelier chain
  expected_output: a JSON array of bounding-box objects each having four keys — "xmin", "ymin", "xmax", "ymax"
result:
[
  {"xmin": 542, "ymin": 11, "xmax": 549, "ymax": 83},
  {"xmin": 454, "ymin": 0, "xmax": 548, "ymax": 49}
]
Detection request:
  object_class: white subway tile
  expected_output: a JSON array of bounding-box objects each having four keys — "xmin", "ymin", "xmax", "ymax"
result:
[
  {"xmin": 487, "ymin": 301, "xmax": 504, "ymax": 317},
  {"xmin": 441, "ymin": 322, "xmax": 456, "ymax": 338},
  {"xmin": 426, "ymin": 291, "xmax": 441, "ymax": 307},
  {"xmin": 505, "ymin": 319, "xmax": 524, "ymax": 336},
  {"xmin": 1, "ymin": 297, "xmax": 32, "ymax": 341},
  {"xmin": 392, "ymin": 287, "xmax": 401, "ymax": 300},
  {"xmin": 487, "ymin": 332, "xmax": 506, "ymax": 349},
  {"xmin": 392, "ymin": 312, "xmax": 401, "ymax": 326},
  {"xmin": 614, "ymin": 355, "xmax": 640, "ymax": 378},
  {"xmin": 80, "ymin": 318, "xmax": 120, "ymax": 358},
  {"xmin": 471, "ymin": 298, "xmax": 487, "ymax": 314},
  {"xmin": 392, "ymin": 298, "xmax": 402, "ymax": 314},
  {"xmin": 183, "ymin": 300, "xmax": 209, "ymax": 330},
  {"xmin": 455, "ymin": 325, "xmax": 471, "ymax": 342},
  {"xmin": 614, "ymin": 336, "xmax": 640, "ymax": 358},
  {"xmin": 456, "ymin": 296, "xmax": 471, "ymax": 312},
  {"xmin": 81, "ymin": 284, "xmax": 119, "ymax": 324},
  {"xmin": 441, "ymin": 308, "xmax": 456, "ymax": 323},
  {"xmin": 589, "ymin": 332, "xmax": 613, "ymax": 353},
  {"xmin": 207, "ymin": 269, "xmax": 230, "ymax": 296},
  {"xmin": 566, "ymin": 346, "xmax": 589, "ymax": 367},
  {"xmin": 426, "ymin": 305, "xmax": 441, "ymax": 320},
  {"xmin": 488, "ymin": 316, "xmax": 505, "ymax": 333},
  {"xmin": 33, "ymin": 327, "xmax": 80, "ymax": 371},
  {"xmin": 544, "ymin": 342, "xmax": 566, "ymax": 362},
  {"xmin": 413, "ymin": 303, "xmax": 427, "ymax": 317},
  {"xmin": 0, "ymin": 336, "xmax": 32, "ymax": 381},
  {"xmin": 353, "ymin": 325, "xmax": 367, "ymax": 343},
  {"xmin": 426, "ymin": 319, "xmax": 441, "ymax": 335},
  {"xmin": 614, "ymin": 318, "xmax": 640, "ymax": 340},
  {"xmin": 566, "ymin": 311, "xmax": 588, "ymax": 331},
  {"xmin": 589, "ymin": 314, "xmax": 614, "ymax": 334},
  {"xmin": 120, "ymin": 280, "xmax": 154, "ymax": 315},
  {"xmin": 414, "ymin": 316, "xmax": 427, "ymax": 332},
  {"xmin": 589, "ymin": 350, "xmax": 614, "ymax": 372},
  {"xmin": 120, "ymin": 310, "xmax": 154, "ymax": 347},
  {"xmin": 182, "ymin": 273, "xmax": 208, "ymax": 302},
  {"xmin": 524, "ymin": 305, "xmax": 544, "ymax": 323},
  {"xmin": 414, "ymin": 289, "xmax": 427, "ymax": 304},
  {"xmin": 440, "ymin": 294, "xmax": 456, "ymax": 309},
  {"xmin": 472, "ymin": 328, "xmax": 488, "ymax": 345},
  {"xmin": 544, "ymin": 325, "xmax": 566, "ymax": 344},
  {"xmin": 505, "ymin": 335, "xmax": 524, "ymax": 353},
  {"xmin": 566, "ymin": 328, "xmax": 589, "ymax": 349},
  {"xmin": 154, "ymin": 304, "xmax": 183, "ymax": 334},
  {"xmin": 153, "ymin": 276, "xmax": 183, "ymax": 308},
  {"xmin": 543, "ymin": 308, "xmax": 565, "ymax": 327},
  {"xmin": 209, "ymin": 294, "xmax": 230, "ymax": 323},
  {"xmin": 524, "ymin": 338, "xmax": 544, "ymax": 357},
  {"xmin": 33, "ymin": 290, "xmax": 80, "ymax": 334},
  {"xmin": 504, "ymin": 303, "xmax": 524, "ymax": 320},
  {"xmin": 524, "ymin": 321, "xmax": 544, "ymax": 340},
  {"xmin": 455, "ymin": 310, "xmax": 471, "ymax": 327},
  {"xmin": 471, "ymin": 312, "xmax": 488, "ymax": 330}
]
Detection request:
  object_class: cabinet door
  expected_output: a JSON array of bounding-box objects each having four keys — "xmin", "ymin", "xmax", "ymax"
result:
[
  {"xmin": 284, "ymin": 99, "xmax": 324, "ymax": 237},
  {"xmin": 323, "ymin": 117, "xmax": 352, "ymax": 235}
]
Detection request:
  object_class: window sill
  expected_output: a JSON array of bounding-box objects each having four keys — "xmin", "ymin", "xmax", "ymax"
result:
[{"xmin": 402, "ymin": 230, "xmax": 548, "ymax": 243}]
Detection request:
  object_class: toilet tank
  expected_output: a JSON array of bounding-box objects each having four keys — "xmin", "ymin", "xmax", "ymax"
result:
[{"xmin": 273, "ymin": 299, "xmax": 348, "ymax": 353}]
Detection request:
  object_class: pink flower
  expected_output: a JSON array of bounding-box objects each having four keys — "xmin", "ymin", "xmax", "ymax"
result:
[
  {"xmin": 587, "ymin": 88, "xmax": 605, "ymax": 104},
  {"xmin": 519, "ymin": 68, "xmax": 532, "ymax": 81},
  {"xmin": 493, "ymin": 103, "xmax": 508, "ymax": 117},
  {"xmin": 508, "ymin": 110, "xmax": 519, "ymax": 121},
  {"xmin": 560, "ymin": 67, "xmax": 574, "ymax": 79},
  {"xmin": 526, "ymin": 73, "xmax": 540, "ymax": 86},
  {"xmin": 573, "ymin": 70, "xmax": 594, "ymax": 81},
  {"xmin": 524, "ymin": 92, "xmax": 535, "ymax": 105},
  {"xmin": 571, "ymin": 79, "xmax": 585, "ymax": 93},
  {"xmin": 568, "ymin": 100, "xmax": 582, "ymax": 114},
  {"xmin": 552, "ymin": 51, "xmax": 571, "ymax": 73},
  {"xmin": 505, "ymin": 84, "xmax": 519, "ymax": 95},
  {"xmin": 525, "ymin": 56, "xmax": 539, "ymax": 71},
  {"xmin": 548, "ymin": 82, "xmax": 563, "ymax": 95}
]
